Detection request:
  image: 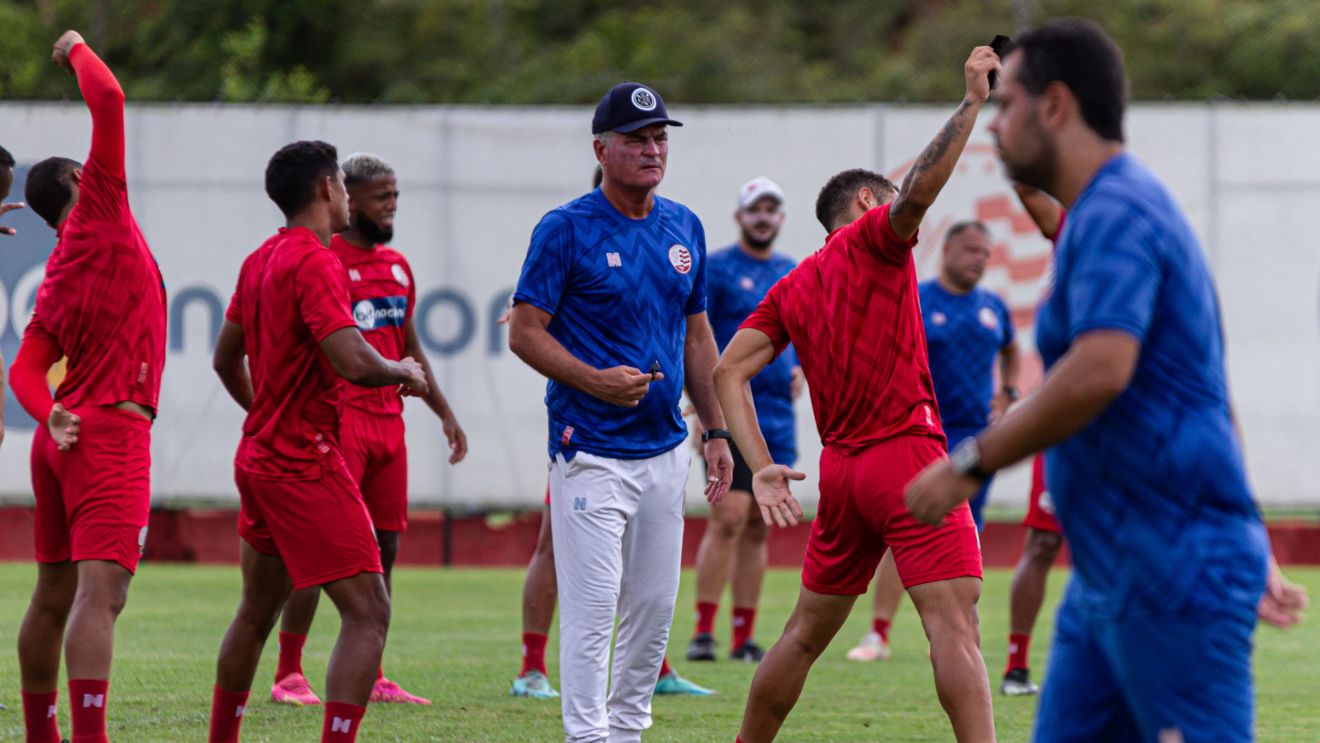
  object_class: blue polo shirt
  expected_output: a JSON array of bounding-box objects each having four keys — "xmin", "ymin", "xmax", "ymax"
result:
[
  {"xmin": 514, "ymin": 188, "xmax": 707, "ymax": 461},
  {"xmin": 919, "ymin": 280, "xmax": 1015, "ymax": 431}
]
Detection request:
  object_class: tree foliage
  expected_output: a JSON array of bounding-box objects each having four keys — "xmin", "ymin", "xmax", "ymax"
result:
[{"xmin": 4, "ymin": 0, "xmax": 1320, "ymax": 104}]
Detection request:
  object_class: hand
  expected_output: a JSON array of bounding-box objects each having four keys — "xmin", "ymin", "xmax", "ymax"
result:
[
  {"xmin": 703, "ymin": 438, "xmax": 733, "ymax": 503},
  {"xmin": 53, "ymin": 30, "xmax": 85, "ymax": 73},
  {"xmin": 495, "ymin": 296, "xmax": 513, "ymax": 325},
  {"xmin": 590, "ymin": 365, "xmax": 659, "ymax": 407},
  {"xmin": 964, "ymin": 45, "xmax": 1002, "ymax": 106},
  {"xmin": 989, "ymin": 390, "xmax": 1013, "ymax": 423},
  {"xmin": 0, "ymin": 202, "xmax": 25, "ymax": 235},
  {"xmin": 1258, "ymin": 559, "xmax": 1308, "ymax": 628},
  {"xmin": 790, "ymin": 366, "xmax": 806, "ymax": 401},
  {"xmin": 903, "ymin": 459, "xmax": 983, "ymax": 526},
  {"xmin": 48, "ymin": 403, "xmax": 81, "ymax": 451},
  {"xmin": 396, "ymin": 357, "xmax": 428, "ymax": 397},
  {"xmin": 442, "ymin": 412, "xmax": 468, "ymax": 465},
  {"xmin": 751, "ymin": 464, "xmax": 806, "ymax": 527}
]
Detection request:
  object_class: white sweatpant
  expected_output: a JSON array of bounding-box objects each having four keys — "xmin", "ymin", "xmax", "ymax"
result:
[{"xmin": 550, "ymin": 446, "xmax": 689, "ymax": 743}]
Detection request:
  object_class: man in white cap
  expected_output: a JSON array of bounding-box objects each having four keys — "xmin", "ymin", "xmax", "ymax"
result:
[{"xmin": 687, "ymin": 177, "xmax": 803, "ymax": 663}]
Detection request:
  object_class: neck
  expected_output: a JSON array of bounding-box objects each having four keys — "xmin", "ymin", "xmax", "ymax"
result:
[
  {"xmin": 601, "ymin": 179, "xmax": 656, "ymax": 220},
  {"xmin": 937, "ymin": 272, "xmax": 973, "ymax": 295},
  {"xmin": 737, "ymin": 237, "xmax": 773, "ymax": 260},
  {"xmin": 288, "ymin": 211, "xmax": 334, "ymax": 247},
  {"xmin": 1050, "ymin": 135, "xmax": 1125, "ymax": 209},
  {"xmin": 340, "ymin": 227, "xmax": 375, "ymax": 250}
]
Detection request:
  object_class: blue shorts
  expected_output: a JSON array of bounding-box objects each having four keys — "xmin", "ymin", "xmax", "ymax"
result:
[
  {"xmin": 1034, "ymin": 584, "xmax": 1257, "ymax": 743},
  {"xmin": 945, "ymin": 427, "xmax": 991, "ymax": 531}
]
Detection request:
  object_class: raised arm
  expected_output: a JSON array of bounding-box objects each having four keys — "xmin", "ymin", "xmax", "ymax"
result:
[
  {"xmin": 685, "ymin": 312, "xmax": 733, "ymax": 504},
  {"xmin": 403, "ymin": 317, "xmax": 467, "ymax": 464},
  {"xmin": 888, "ymin": 46, "xmax": 1000, "ymax": 240},
  {"xmin": 1013, "ymin": 183, "xmax": 1064, "ymax": 240},
  {"xmin": 54, "ymin": 32, "xmax": 125, "ymax": 178}
]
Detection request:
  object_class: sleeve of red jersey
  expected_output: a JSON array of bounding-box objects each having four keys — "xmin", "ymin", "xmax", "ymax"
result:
[
  {"xmin": 224, "ymin": 287, "xmax": 243, "ymax": 326},
  {"xmin": 296, "ymin": 250, "xmax": 359, "ymax": 342},
  {"xmin": 69, "ymin": 42, "xmax": 128, "ymax": 221},
  {"xmin": 738, "ymin": 281, "xmax": 792, "ymax": 359},
  {"xmin": 10, "ymin": 317, "xmax": 64, "ymax": 424},
  {"xmin": 855, "ymin": 203, "xmax": 919, "ymax": 265},
  {"xmin": 404, "ymin": 259, "xmax": 417, "ymax": 317}
]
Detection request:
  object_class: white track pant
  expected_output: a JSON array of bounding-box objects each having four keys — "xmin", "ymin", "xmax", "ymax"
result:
[{"xmin": 550, "ymin": 446, "xmax": 689, "ymax": 743}]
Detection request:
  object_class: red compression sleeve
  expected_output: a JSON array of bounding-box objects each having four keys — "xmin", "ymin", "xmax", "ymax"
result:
[
  {"xmin": 10, "ymin": 334, "xmax": 62, "ymax": 424},
  {"xmin": 69, "ymin": 42, "xmax": 125, "ymax": 177}
]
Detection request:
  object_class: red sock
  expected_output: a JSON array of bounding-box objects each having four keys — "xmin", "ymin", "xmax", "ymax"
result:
[
  {"xmin": 22, "ymin": 690, "xmax": 61, "ymax": 743},
  {"xmin": 207, "ymin": 685, "xmax": 250, "ymax": 743},
  {"xmin": 376, "ymin": 666, "xmax": 385, "ymax": 682},
  {"xmin": 695, "ymin": 601, "xmax": 718, "ymax": 636},
  {"xmin": 67, "ymin": 679, "xmax": 108, "ymax": 743},
  {"xmin": 731, "ymin": 607, "xmax": 756, "ymax": 648},
  {"xmin": 658, "ymin": 655, "xmax": 672, "ymax": 678},
  {"xmin": 1007, "ymin": 633, "xmax": 1032, "ymax": 673},
  {"xmin": 872, "ymin": 617, "xmax": 891, "ymax": 644},
  {"xmin": 276, "ymin": 632, "xmax": 308, "ymax": 682},
  {"xmin": 521, "ymin": 632, "xmax": 549, "ymax": 676},
  {"xmin": 322, "ymin": 701, "xmax": 366, "ymax": 742}
]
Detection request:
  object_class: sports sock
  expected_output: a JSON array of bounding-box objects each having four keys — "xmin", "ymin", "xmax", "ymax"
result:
[
  {"xmin": 322, "ymin": 701, "xmax": 366, "ymax": 742},
  {"xmin": 872, "ymin": 617, "xmax": 891, "ymax": 644},
  {"xmin": 521, "ymin": 632, "xmax": 549, "ymax": 676},
  {"xmin": 1007, "ymin": 633, "xmax": 1032, "ymax": 673},
  {"xmin": 658, "ymin": 656, "xmax": 672, "ymax": 678},
  {"xmin": 695, "ymin": 601, "xmax": 718, "ymax": 636},
  {"xmin": 376, "ymin": 666, "xmax": 385, "ymax": 682},
  {"xmin": 731, "ymin": 607, "xmax": 757, "ymax": 648},
  {"xmin": 276, "ymin": 632, "xmax": 308, "ymax": 682},
  {"xmin": 207, "ymin": 685, "xmax": 250, "ymax": 743},
  {"xmin": 21, "ymin": 690, "xmax": 61, "ymax": 743},
  {"xmin": 68, "ymin": 679, "xmax": 109, "ymax": 743}
]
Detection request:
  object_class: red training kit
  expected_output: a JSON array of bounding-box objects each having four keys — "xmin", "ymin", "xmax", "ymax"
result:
[{"xmin": 328, "ymin": 235, "xmax": 416, "ymax": 415}]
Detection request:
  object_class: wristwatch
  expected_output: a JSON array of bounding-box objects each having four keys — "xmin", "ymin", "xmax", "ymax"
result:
[
  {"xmin": 949, "ymin": 437, "xmax": 990, "ymax": 483},
  {"xmin": 1002, "ymin": 386, "xmax": 1020, "ymax": 402},
  {"xmin": 702, "ymin": 429, "xmax": 732, "ymax": 443}
]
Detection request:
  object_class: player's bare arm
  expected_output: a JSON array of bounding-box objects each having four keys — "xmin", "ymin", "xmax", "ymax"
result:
[
  {"xmin": 1013, "ymin": 182, "xmax": 1064, "ymax": 239},
  {"xmin": 0, "ymin": 202, "xmax": 23, "ymax": 236},
  {"xmin": 212, "ymin": 319, "xmax": 254, "ymax": 411},
  {"xmin": 508, "ymin": 301, "xmax": 658, "ymax": 408},
  {"xmin": 888, "ymin": 46, "xmax": 1000, "ymax": 239},
  {"xmin": 906, "ymin": 329, "xmax": 1139, "ymax": 524},
  {"xmin": 403, "ymin": 317, "xmax": 467, "ymax": 464},
  {"xmin": 684, "ymin": 311, "xmax": 734, "ymax": 503},
  {"xmin": 713, "ymin": 327, "xmax": 806, "ymax": 527},
  {"xmin": 991, "ymin": 339, "xmax": 1022, "ymax": 421},
  {"xmin": 320, "ymin": 326, "xmax": 428, "ymax": 394}
]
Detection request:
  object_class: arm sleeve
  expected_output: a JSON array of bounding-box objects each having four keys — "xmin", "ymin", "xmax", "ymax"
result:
[
  {"xmin": 10, "ymin": 319, "xmax": 64, "ymax": 424},
  {"xmin": 224, "ymin": 288, "xmax": 243, "ymax": 325},
  {"xmin": 738, "ymin": 282, "xmax": 792, "ymax": 359},
  {"xmin": 1066, "ymin": 209, "xmax": 1162, "ymax": 343},
  {"xmin": 70, "ymin": 43, "xmax": 125, "ymax": 178},
  {"xmin": 852, "ymin": 203, "xmax": 919, "ymax": 265},
  {"xmin": 296, "ymin": 251, "xmax": 358, "ymax": 342},
  {"xmin": 513, "ymin": 212, "xmax": 574, "ymax": 316},
  {"xmin": 684, "ymin": 218, "xmax": 708, "ymax": 315}
]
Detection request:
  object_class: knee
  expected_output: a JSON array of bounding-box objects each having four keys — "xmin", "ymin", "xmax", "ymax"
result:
[
  {"xmin": 742, "ymin": 516, "xmax": 768, "ymax": 545},
  {"xmin": 709, "ymin": 512, "xmax": 743, "ymax": 541},
  {"xmin": 342, "ymin": 582, "xmax": 392, "ymax": 633},
  {"xmin": 1027, "ymin": 531, "xmax": 1063, "ymax": 564}
]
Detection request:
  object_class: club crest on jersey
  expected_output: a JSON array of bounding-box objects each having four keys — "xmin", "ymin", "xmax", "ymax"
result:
[
  {"xmin": 668, "ymin": 245, "xmax": 692, "ymax": 274},
  {"xmin": 353, "ymin": 296, "xmax": 408, "ymax": 331},
  {"xmin": 391, "ymin": 264, "xmax": 409, "ymax": 287},
  {"xmin": 631, "ymin": 87, "xmax": 657, "ymax": 111},
  {"xmin": 348, "ymin": 269, "xmax": 362, "ymax": 282},
  {"xmin": 978, "ymin": 306, "xmax": 999, "ymax": 330},
  {"xmin": 740, "ymin": 276, "xmax": 754, "ymax": 291},
  {"xmin": 931, "ymin": 311, "xmax": 947, "ymax": 326}
]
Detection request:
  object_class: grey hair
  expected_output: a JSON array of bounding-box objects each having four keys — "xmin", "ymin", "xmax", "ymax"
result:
[
  {"xmin": 341, "ymin": 152, "xmax": 395, "ymax": 185},
  {"xmin": 593, "ymin": 131, "xmax": 615, "ymax": 146}
]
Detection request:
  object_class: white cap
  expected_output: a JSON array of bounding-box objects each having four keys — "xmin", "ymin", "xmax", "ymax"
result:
[{"xmin": 737, "ymin": 177, "xmax": 785, "ymax": 211}]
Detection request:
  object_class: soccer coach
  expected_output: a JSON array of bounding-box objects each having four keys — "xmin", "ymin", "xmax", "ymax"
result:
[{"xmin": 509, "ymin": 83, "xmax": 733, "ymax": 743}]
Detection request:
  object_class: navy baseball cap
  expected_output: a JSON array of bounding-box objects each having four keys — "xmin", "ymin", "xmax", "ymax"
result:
[{"xmin": 592, "ymin": 83, "xmax": 683, "ymax": 135}]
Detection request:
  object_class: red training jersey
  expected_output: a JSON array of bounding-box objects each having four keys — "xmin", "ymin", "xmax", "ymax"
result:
[
  {"xmin": 328, "ymin": 235, "xmax": 416, "ymax": 415},
  {"xmin": 740, "ymin": 203, "xmax": 944, "ymax": 453},
  {"xmin": 226, "ymin": 227, "xmax": 358, "ymax": 480},
  {"xmin": 24, "ymin": 43, "xmax": 166, "ymax": 414}
]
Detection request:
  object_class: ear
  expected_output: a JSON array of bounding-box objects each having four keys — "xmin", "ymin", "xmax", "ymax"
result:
[
  {"xmin": 70, "ymin": 167, "xmax": 83, "ymax": 186},
  {"xmin": 319, "ymin": 174, "xmax": 335, "ymax": 202},
  {"xmin": 593, "ymin": 138, "xmax": 609, "ymax": 164},
  {"xmin": 856, "ymin": 187, "xmax": 876, "ymax": 211},
  {"xmin": 1039, "ymin": 80, "xmax": 1074, "ymax": 132}
]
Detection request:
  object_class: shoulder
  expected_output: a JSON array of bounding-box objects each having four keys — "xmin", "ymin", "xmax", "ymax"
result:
[
  {"xmin": 1074, "ymin": 156, "xmax": 1180, "ymax": 246},
  {"xmin": 771, "ymin": 252, "xmax": 797, "ymax": 270},
  {"xmin": 656, "ymin": 196, "xmax": 704, "ymax": 233},
  {"xmin": 375, "ymin": 246, "xmax": 409, "ymax": 268}
]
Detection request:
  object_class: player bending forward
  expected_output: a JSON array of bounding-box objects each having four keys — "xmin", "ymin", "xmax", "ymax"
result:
[
  {"xmin": 12, "ymin": 31, "xmax": 167, "ymax": 743},
  {"xmin": 906, "ymin": 20, "xmax": 1307, "ymax": 742},
  {"xmin": 270, "ymin": 153, "xmax": 467, "ymax": 707},
  {"xmin": 207, "ymin": 141, "xmax": 428, "ymax": 743},
  {"xmin": 714, "ymin": 46, "xmax": 1000, "ymax": 743}
]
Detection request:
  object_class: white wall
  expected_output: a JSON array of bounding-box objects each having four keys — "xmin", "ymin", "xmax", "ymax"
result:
[{"xmin": 0, "ymin": 101, "xmax": 1314, "ymax": 507}]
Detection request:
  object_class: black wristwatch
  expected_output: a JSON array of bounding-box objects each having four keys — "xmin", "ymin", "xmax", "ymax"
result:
[
  {"xmin": 949, "ymin": 437, "xmax": 991, "ymax": 483},
  {"xmin": 1002, "ymin": 386, "xmax": 1020, "ymax": 402},
  {"xmin": 701, "ymin": 429, "xmax": 732, "ymax": 443}
]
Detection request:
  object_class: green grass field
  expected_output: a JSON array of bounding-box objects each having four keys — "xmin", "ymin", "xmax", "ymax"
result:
[{"xmin": 0, "ymin": 564, "xmax": 1316, "ymax": 742}]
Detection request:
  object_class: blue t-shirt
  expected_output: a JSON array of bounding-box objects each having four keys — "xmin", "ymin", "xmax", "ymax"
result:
[
  {"xmin": 707, "ymin": 244, "xmax": 797, "ymax": 465},
  {"xmin": 514, "ymin": 189, "xmax": 707, "ymax": 460},
  {"xmin": 1036, "ymin": 153, "xmax": 1267, "ymax": 617},
  {"xmin": 919, "ymin": 280, "xmax": 1014, "ymax": 430}
]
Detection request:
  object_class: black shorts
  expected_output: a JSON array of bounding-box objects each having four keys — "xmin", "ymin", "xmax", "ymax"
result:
[{"xmin": 705, "ymin": 440, "xmax": 755, "ymax": 494}]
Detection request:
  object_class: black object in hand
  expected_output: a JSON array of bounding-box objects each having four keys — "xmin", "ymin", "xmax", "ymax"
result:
[
  {"xmin": 988, "ymin": 35, "xmax": 1012, "ymax": 90},
  {"xmin": 649, "ymin": 361, "xmax": 660, "ymax": 380}
]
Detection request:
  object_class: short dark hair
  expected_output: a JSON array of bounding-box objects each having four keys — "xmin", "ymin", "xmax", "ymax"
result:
[
  {"xmin": 945, "ymin": 221, "xmax": 990, "ymax": 243},
  {"xmin": 25, "ymin": 157, "xmax": 81, "ymax": 227},
  {"xmin": 0, "ymin": 145, "xmax": 14, "ymax": 170},
  {"xmin": 1010, "ymin": 18, "xmax": 1127, "ymax": 143},
  {"xmin": 815, "ymin": 168, "xmax": 898, "ymax": 231},
  {"xmin": 264, "ymin": 141, "xmax": 340, "ymax": 219}
]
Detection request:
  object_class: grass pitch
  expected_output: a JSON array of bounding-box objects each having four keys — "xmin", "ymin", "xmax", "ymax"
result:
[{"xmin": 0, "ymin": 563, "xmax": 1317, "ymax": 742}]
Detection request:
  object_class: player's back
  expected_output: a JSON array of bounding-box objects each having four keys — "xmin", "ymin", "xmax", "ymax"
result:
[
  {"xmin": 329, "ymin": 236, "xmax": 415, "ymax": 415},
  {"xmin": 228, "ymin": 227, "xmax": 356, "ymax": 479}
]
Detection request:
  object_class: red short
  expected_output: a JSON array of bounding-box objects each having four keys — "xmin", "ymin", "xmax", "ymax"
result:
[
  {"xmin": 1023, "ymin": 453, "xmax": 1062, "ymax": 533},
  {"xmin": 803, "ymin": 435, "xmax": 982, "ymax": 595},
  {"xmin": 236, "ymin": 462, "xmax": 383, "ymax": 590},
  {"xmin": 32, "ymin": 406, "xmax": 152, "ymax": 574},
  {"xmin": 339, "ymin": 407, "xmax": 408, "ymax": 532}
]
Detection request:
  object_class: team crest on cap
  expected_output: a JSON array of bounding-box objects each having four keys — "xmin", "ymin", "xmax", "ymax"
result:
[
  {"xmin": 668, "ymin": 245, "xmax": 692, "ymax": 274},
  {"xmin": 392, "ymin": 264, "xmax": 409, "ymax": 287},
  {"xmin": 978, "ymin": 306, "xmax": 999, "ymax": 330},
  {"xmin": 632, "ymin": 87, "xmax": 657, "ymax": 111}
]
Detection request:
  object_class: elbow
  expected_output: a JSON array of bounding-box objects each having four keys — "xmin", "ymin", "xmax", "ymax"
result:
[
  {"xmin": 508, "ymin": 324, "xmax": 531, "ymax": 362},
  {"xmin": 712, "ymin": 357, "xmax": 742, "ymax": 392}
]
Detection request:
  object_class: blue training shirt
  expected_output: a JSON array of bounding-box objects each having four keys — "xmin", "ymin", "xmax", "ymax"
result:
[
  {"xmin": 1036, "ymin": 153, "xmax": 1267, "ymax": 617},
  {"xmin": 514, "ymin": 188, "xmax": 707, "ymax": 461},
  {"xmin": 919, "ymin": 280, "xmax": 1014, "ymax": 430},
  {"xmin": 706, "ymin": 244, "xmax": 797, "ymax": 465}
]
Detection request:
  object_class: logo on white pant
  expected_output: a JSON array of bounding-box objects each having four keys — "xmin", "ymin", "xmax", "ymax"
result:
[
  {"xmin": 573, "ymin": 497, "xmax": 587, "ymax": 511},
  {"xmin": 332, "ymin": 717, "xmax": 352, "ymax": 733}
]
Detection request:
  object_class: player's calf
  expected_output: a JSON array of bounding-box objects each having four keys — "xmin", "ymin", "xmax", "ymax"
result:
[
  {"xmin": 908, "ymin": 577, "xmax": 995, "ymax": 743},
  {"xmin": 321, "ymin": 572, "xmax": 391, "ymax": 705}
]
